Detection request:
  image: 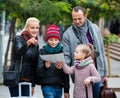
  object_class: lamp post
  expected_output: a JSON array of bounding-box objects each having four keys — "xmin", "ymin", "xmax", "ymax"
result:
[{"xmin": 0, "ymin": 11, "xmax": 5, "ymax": 83}]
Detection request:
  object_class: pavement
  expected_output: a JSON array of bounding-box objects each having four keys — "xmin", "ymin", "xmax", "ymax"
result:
[
  {"xmin": 0, "ymin": 34, "xmax": 120, "ymax": 98},
  {"xmin": 0, "ymin": 77, "xmax": 74, "ymax": 98},
  {"xmin": 0, "ymin": 59, "xmax": 120, "ymax": 98}
]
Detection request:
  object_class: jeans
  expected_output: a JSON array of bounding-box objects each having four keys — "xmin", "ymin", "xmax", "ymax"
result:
[
  {"xmin": 93, "ymin": 81, "xmax": 102, "ymax": 98},
  {"xmin": 41, "ymin": 86, "xmax": 62, "ymax": 98},
  {"xmin": 9, "ymin": 84, "xmax": 30, "ymax": 97}
]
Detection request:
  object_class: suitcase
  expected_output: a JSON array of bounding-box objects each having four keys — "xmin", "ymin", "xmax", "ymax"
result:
[
  {"xmin": 11, "ymin": 82, "xmax": 37, "ymax": 98},
  {"xmin": 100, "ymin": 82, "xmax": 117, "ymax": 98}
]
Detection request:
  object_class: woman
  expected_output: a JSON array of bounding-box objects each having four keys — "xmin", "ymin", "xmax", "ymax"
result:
[{"xmin": 9, "ymin": 17, "xmax": 40, "ymax": 97}]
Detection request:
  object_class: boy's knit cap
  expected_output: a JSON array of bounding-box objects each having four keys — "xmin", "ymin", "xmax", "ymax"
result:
[{"xmin": 46, "ymin": 24, "xmax": 60, "ymax": 41}]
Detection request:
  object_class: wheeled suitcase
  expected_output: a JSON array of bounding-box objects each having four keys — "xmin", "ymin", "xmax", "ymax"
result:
[
  {"xmin": 100, "ymin": 82, "xmax": 116, "ymax": 98},
  {"xmin": 11, "ymin": 82, "xmax": 37, "ymax": 98}
]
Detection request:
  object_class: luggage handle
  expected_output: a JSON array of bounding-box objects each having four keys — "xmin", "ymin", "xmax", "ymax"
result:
[
  {"xmin": 85, "ymin": 82, "xmax": 93, "ymax": 98},
  {"xmin": 85, "ymin": 85, "xmax": 88, "ymax": 98},
  {"xmin": 18, "ymin": 82, "xmax": 32, "ymax": 97}
]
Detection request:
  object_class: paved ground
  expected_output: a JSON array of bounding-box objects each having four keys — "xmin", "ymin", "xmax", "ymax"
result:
[
  {"xmin": 0, "ymin": 78, "xmax": 74, "ymax": 98},
  {"xmin": 0, "ymin": 58, "xmax": 120, "ymax": 98},
  {"xmin": 0, "ymin": 34, "xmax": 120, "ymax": 98}
]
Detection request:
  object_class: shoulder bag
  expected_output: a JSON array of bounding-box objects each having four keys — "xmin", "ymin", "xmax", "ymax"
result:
[
  {"xmin": 3, "ymin": 56, "xmax": 23, "ymax": 87},
  {"xmin": 100, "ymin": 81, "xmax": 117, "ymax": 98}
]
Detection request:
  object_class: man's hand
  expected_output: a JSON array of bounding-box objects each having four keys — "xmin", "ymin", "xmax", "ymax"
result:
[{"xmin": 102, "ymin": 76, "xmax": 108, "ymax": 83}]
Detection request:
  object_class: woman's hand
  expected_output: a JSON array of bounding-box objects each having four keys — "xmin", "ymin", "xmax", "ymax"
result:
[
  {"xmin": 32, "ymin": 87, "xmax": 34, "ymax": 96},
  {"xmin": 64, "ymin": 93, "xmax": 70, "ymax": 98},
  {"xmin": 55, "ymin": 61, "xmax": 64, "ymax": 69},
  {"xmin": 27, "ymin": 37, "xmax": 37, "ymax": 46}
]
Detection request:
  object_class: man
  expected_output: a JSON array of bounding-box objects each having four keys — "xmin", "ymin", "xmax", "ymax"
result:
[{"xmin": 62, "ymin": 6, "xmax": 108, "ymax": 98}]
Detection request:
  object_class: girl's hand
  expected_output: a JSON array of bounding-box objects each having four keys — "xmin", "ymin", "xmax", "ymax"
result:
[
  {"xmin": 55, "ymin": 61, "xmax": 64, "ymax": 69},
  {"xmin": 84, "ymin": 77, "xmax": 91, "ymax": 86},
  {"xmin": 45, "ymin": 61, "xmax": 51, "ymax": 68}
]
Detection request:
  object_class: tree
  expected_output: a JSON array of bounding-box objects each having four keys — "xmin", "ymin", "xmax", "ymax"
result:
[
  {"xmin": 0, "ymin": 0, "xmax": 120, "ymax": 69},
  {"xmin": 0, "ymin": 0, "xmax": 72, "ymax": 69}
]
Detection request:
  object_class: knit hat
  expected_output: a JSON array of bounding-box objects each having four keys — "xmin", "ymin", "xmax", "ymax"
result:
[{"xmin": 46, "ymin": 24, "xmax": 60, "ymax": 41}]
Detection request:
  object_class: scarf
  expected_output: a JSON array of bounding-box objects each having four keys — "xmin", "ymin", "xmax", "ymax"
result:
[
  {"xmin": 45, "ymin": 43, "xmax": 63, "ymax": 54},
  {"xmin": 74, "ymin": 57, "xmax": 93, "ymax": 69},
  {"xmin": 73, "ymin": 20, "xmax": 88, "ymax": 44},
  {"xmin": 21, "ymin": 30, "xmax": 38, "ymax": 41}
]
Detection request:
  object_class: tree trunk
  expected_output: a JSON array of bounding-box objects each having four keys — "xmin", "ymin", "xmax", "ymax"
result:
[
  {"xmin": 3, "ymin": 18, "xmax": 16, "ymax": 71},
  {"xmin": 106, "ymin": 43, "xmax": 111, "ymax": 77},
  {"xmin": 98, "ymin": 18, "xmax": 105, "ymax": 37}
]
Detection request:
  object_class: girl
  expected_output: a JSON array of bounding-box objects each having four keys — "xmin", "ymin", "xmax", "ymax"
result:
[{"xmin": 63, "ymin": 44, "xmax": 100, "ymax": 98}]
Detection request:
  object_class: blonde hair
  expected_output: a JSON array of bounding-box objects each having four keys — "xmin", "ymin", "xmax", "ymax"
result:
[
  {"xmin": 76, "ymin": 44, "xmax": 94, "ymax": 59},
  {"xmin": 22, "ymin": 17, "xmax": 40, "ymax": 31}
]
